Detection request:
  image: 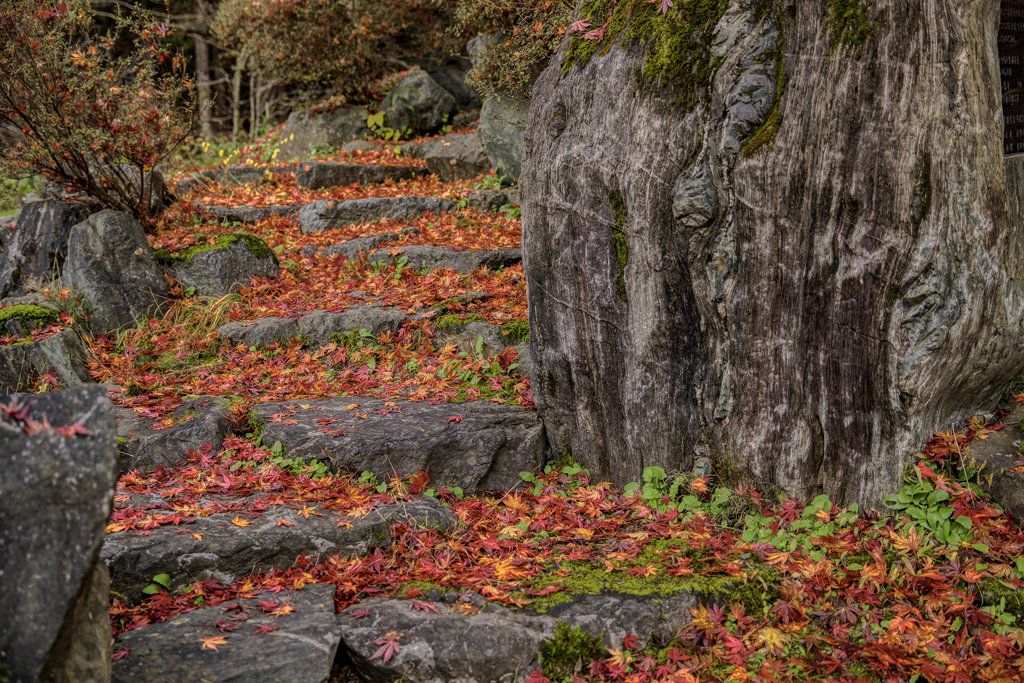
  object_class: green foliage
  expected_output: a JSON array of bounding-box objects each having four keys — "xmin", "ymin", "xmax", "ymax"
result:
[
  {"xmin": 884, "ymin": 465, "xmax": 982, "ymax": 548},
  {"xmin": 442, "ymin": 0, "xmax": 571, "ymax": 99},
  {"xmin": 0, "ymin": 177, "xmax": 41, "ymax": 214},
  {"xmin": 539, "ymin": 623, "xmax": 605, "ymax": 681},
  {"xmin": 142, "ymin": 573, "xmax": 172, "ymax": 595},
  {"xmin": 823, "ymin": 0, "xmax": 875, "ymax": 48},
  {"xmin": 0, "ymin": 0, "xmax": 196, "ymax": 224},
  {"xmin": 473, "ymin": 173, "xmax": 507, "ymax": 191},
  {"xmin": 268, "ymin": 440, "xmax": 330, "ymax": 479},
  {"xmin": 498, "ymin": 204, "xmax": 521, "ymax": 219},
  {"xmin": 565, "ymin": 0, "xmax": 729, "ymax": 112}
]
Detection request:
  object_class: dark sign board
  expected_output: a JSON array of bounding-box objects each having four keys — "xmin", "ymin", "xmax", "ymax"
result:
[{"xmin": 1001, "ymin": 1, "xmax": 1024, "ymax": 155}]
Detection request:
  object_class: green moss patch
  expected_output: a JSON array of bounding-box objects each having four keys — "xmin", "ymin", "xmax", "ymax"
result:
[
  {"xmin": 540, "ymin": 623, "xmax": 604, "ymax": 680},
  {"xmin": 564, "ymin": 0, "xmax": 730, "ymax": 112},
  {"xmin": 823, "ymin": 0, "xmax": 875, "ymax": 49},
  {"xmin": 434, "ymin": 314, "xmax": 486, "ymax": 332},
  {"xmin": 501, "ymin": 320, "xmax": 530, "ymax": 344},
  {"xmin": 154, "ymin": 233, "xmax": 275, "ymax": 265},
  {"xmin": 609, "ymin": 192, "xmax": 628, "ymax": 302},
  {"xmin": 742, "ymin": 19, "xmax": 787, "ymax": 157},
  {"xmin": 0, "ymin": 304, "xmax": 60, "ymax": 331}
]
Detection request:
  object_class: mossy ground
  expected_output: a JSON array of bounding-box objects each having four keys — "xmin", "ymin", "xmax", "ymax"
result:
[
  {"xmin": 823, "ymin": 0, "xmax": 875, "ymax": 49},
  {"xmin": 154, "ymin": 232, "xmax": 275, "ymax": 265}
]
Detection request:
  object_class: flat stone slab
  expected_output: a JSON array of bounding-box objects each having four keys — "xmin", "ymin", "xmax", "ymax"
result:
[
  {"xmin": 102, "ymin": 496, "xmax": 456, "ymax": 605},
  {"xmin": 174, "ymin": 166, "xmax": 298, "ymax": 195},
  {"xmin": 112, "ymin": 584, "xmax": 341, "ymax": 683},
  {"xmin": 298, "ymin": 197, "xmax": 456, "ymax": 234},
  {"xmin": 295, "ymin": 162, "xmax": 428, "ymax": 189},
  {"xmin": 217, "ymin": 304, "xmax": 414, "ymax": 348},
  {"xmin": 966, "ymin": 404, "xmax": 1024, "ymax": 520},
  {"xmin": 250, "ymin": 399, "xmax": 545, "ymax": 493},
  {"xmin": 372, "ymin": 244, "xmax": 522, "ymax": 274},
  {"xmin": 117, "ymin": 396, "xmax": 231, "ymax": 473},
  {"xmin": 299, "ymin": 227, "xmax": 421, "ymax": 259},
  {"xmin": 464, "ymin": 188, "xmax": 521, "ymax": 212},
  {"xmin": 196, "ymin": 204, "xmax": 299, "ymax": 224},
  {"xmin": 337, "ymin": 591, "xmax": 700, "ymax": 683},
  {"xmin": 0, "ymin": 327, "xmax": 93, "ymax": 393}
]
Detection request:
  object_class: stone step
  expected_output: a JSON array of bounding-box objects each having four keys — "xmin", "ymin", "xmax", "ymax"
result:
[
  {"xmin": 295, "ymin": 162, "xmax": 428, "ymax": 189},
  {"xmin": 298, "ymin": 197, "xmax": 456, "ymax": 234},
  {"xmin": 112, "ymin": 584, "xmax": 341, "ymax": 683},
  {"xmin": 299, "ymin": 227, "xmax": 421, "ymax": 260},
  {"xmin": 249, "ymin": 398, "xmax": 545, "ymax": 494},
  {"xmin": 217, "ymin": 303, "xmax": 413, "ymax": 348},
  {"xmin": 174, "ymin": 166, "xmax": 298, "ymax": 195},
  {"xmin": 338, "ymin": 591, "xmax": 700, "ymax": 683},
  {"xmin": 117, "ymin": 396, "xmax": 231, "ymax": 473},
  {"xmin": 195, "ymin": 204, "xmax": 298, "ymax": 224},
  {"xmin": 374, "ymin": 244, "xmax": 521, "ymax": 274},
  {"xmin": 102, "ymin": 495, "xmax": 456, "ymax": 605}
]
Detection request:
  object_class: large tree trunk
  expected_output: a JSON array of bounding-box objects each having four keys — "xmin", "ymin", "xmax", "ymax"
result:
[{"xmin": 521, "ymin": 0, "xmax": 1024, "ymax": 511}]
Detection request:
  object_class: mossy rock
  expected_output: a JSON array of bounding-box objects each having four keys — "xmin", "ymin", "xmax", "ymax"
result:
[
  {"xmin": 540, "ymin": 623, "xmax": 604, "ymax": 680},
  {"xmin": 501, "ymin": 320, "xmax": 530, "ymax": 344},
  {"xmin": 0, "ymin": 304, "xmax": 60, "ymax": 337},
  {"xmin": 434, "ymin": 314, "xmax": 487, "ymax": 332},
  {"xmin": 154, "ymin": 232, "xmax": 275, "ymax": 265}
]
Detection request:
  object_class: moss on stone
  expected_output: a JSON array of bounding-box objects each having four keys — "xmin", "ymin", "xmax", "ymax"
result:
[
  {"xmin": 540, "ymin": 623, "xmax": 604, "ymax": 680},
  {"xmin": 609, "ymin": 192, "xmax": 628, "ymax": 302},
  {"xmin": 980, "ymin": 578, "xmax": 1024, "ymax": 623},
  {"xmin": 434, "ymin": 314, "xmax": 486, "ymax": 332},
  {"xmin": 564, "ymin": 0, "xmax": 730, "ymax": 112},
  {"xmin": 0, "ymin": 304, "xmax": 60, "ymax": 331},
  {"xmin": 823, "ymin": 0, "xmax": 875, "ymax": 49},
  {"xmin": 501, "ymin": 320, "xmax": 530, "ymax": 344},
  {"xmin": 154, "ymin": 233, "xmax": 275, "ymax": 265},
  {"xmin": 742, "ymin": 17, "xmax": 787, "ymax": 157}
]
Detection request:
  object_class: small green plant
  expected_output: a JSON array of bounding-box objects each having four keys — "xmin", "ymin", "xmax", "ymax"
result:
[
  {"xmin": 268, "ymin": 440, "xmax": 330, "ymax": 479},
  {"xmin": 539, "ymin": 622, "xmax": 605, "ymax": 681},
  {"xmin": 499, "ymin": 204, "xmax": 521, "ymax": 219},
  {"xmin": 359, "ymin": 469, "xmax": 389, "ymax": 494},
  {"xmin": 473, "ymin": 173, "xmax": 507, "ymax": 191},
  {"xmin": 884, "ymin": 466, "xmax": 977, "ymax": 548},
  {"xmin": 142, "ymin": 573, "xmax": 172, "ymax": 596}
]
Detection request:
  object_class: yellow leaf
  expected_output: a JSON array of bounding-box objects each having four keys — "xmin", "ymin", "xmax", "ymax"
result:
[
  {"xmin": 200, "ymin": 635, "xmax": 229, "ymax": 651},
  {"xmin": 751, "ymin": 627, "xmax": 787, "ymax": 650},
  {"xmin": 344, "ymin": 404, "xmax": 360, "ymax": 410},
  {"xmin": 231, "ymin": 516, "xmax": 250, "ymax": 527},
  {"xmin": 575, "ymin": 527, "xmax": 594, "ymax": 540},
  {"xmin": 191, "ymin": 533, "xmax": 204, "ymax": 540}
]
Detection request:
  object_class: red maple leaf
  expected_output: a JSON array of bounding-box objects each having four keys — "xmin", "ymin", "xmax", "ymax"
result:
[
  {"xmin": 370, "ymin": 632, "xmax": 404, "ymax": 665},
  {"xmin": 349, "ymin": 609, "xmax": 371, "ymax": 619},
  {"xmin": 568, "ymin": 18, "xmax": 591, "ymax": 33},
  {"xmin": 410, "ymin": 600, "xmax": 438, "ymax": 613},
  {"xmin": 446, "ymin": 415, "xmax": 463, "ymax": 422},
  {"xmin": 253, "ymin": 624, "xmax": 278, "ymax": 634},
  {"xmin": 649, "ymin": 0, "xmax": 673, "ymax": 15}
]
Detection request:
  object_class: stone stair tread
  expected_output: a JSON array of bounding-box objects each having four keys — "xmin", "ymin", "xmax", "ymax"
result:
[
  {"xmin": 250, "ymin": 398, "xmax": 544, "ymax": 494},
  {"xmin": 102, "ymin": 496, "xmax": 457, "ymax": 605},
  {"xmin": 965, "ymin": 404, "xmax": 1024, "ymax": 520},
  {"xmin": 295, "ymin": 162, "xmax": 428, "ymax": 189},
  {"xmin": 112, "ymin": 584, "xmax": 340, "ymax": 683},
  {"xmin": 217, "ymin": 303, "xmax": 414, "ymax": 348}
]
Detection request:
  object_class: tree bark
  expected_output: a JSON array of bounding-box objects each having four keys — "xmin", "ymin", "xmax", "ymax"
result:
[
  {"xmin": 231, "ymin": 50, "xmax": 247, "ymax": 142},
  {"xmin": 521, "ymin": 0, "xmax": 1024, "ymax": 511},
  {"xmin": 192, "ymin": 29, "xmax": 212, "ymax": 139}
]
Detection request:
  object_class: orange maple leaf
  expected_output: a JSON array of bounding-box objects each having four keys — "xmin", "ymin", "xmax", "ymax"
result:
[{"xmin": 199, "ymin": 635, "xmax": 229, "ymax": 651}]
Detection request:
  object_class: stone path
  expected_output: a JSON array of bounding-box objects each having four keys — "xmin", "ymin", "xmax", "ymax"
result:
[{"xmin": 251, "ymin": 398, "xmax": 545, "ymax": 494}]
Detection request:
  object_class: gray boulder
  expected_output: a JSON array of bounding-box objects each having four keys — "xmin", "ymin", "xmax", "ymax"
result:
[
  {"xmin": 372, "ymin": 245, "xmax": 522, "ymax": 274},
  {"xmin": 251, "ymin": 398, "xmax": 545, "ymax": 493},
  {"xmin": 452, "ymin": 109, "xmax": 481, "ymax": 130},
  {"xmin": 297, "ymin": 306, "xmax": 411, "ymax": 347},
  {"xmin": 217, "ymin": 316, "xmax": 301, "ymax": 348},
  {"xmin": 385, "ymin": 71, "xmax": 458, "ymax": 134},
  {"xmin": 298, "ymin": 197, "xmax": 456, "ymax": 234},
  {"xmin": 478, "ymin": 96, "xmax": 528, "ymax": 182},
  {"xmin": 965, "ymin": 404, "xmax": 1024, "ymax": 520},
  {"xmin": 117, "ymin": 396, "xmax": 231, "ymax": 473},
  {"xmin": 195, "ymin": 204, "xmax": 298, "ymax": 224},
  {"xmin": 62, "ymin": 210, "xmax": 169, "ymax": 334},
  {"xmin": 164, "ymin": 233, "xmax": 279, "ymax": 297},
  {"xmin": 0, "ymin": 327, "xmax": 93, "ymax": 394},
  {"xmin": 103, "ymin": 497, "xmax": 456, "ymax": 604},
  {"xmin": 422, "ymin": 133, "xmax": 491, "ymax": 182},
  {"xmin": 277, "ymin": 107, "xmax": 371, "ymax": 161},
  {"xmin": 0, "ymin": 386, "xmax": 118, "ymax": 683},
  {"xmin": 112, "ymin": 585, "xmax": 341, "ymax": 683},
  {"xmin": 301, "ymin": 233, "xmax": 400, "ymax": 260},
  {"xmin": 424, "ymin": 55, "xmax": 482, "ymax": 111},
  {"xmin": 0, "ymin": 200, "xmax": 94, "ymax": 298},
  {"xmin": 338, "ymin": 591, "xmax": 700, "ymax": 683},
  {"xmin": 295, "ymin": 162, "xmax": 427, "ymax": 190}
]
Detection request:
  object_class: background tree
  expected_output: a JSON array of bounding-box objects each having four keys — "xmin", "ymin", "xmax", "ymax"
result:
[{"xmin": 0, "ymin": 0, "xmax": 196, "ymax": 223}]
